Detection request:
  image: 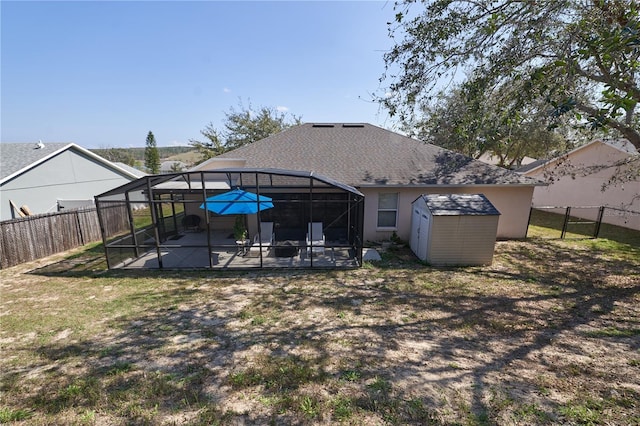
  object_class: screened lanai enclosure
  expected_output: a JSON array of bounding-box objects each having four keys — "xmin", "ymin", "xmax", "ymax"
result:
[{"xmin": 95, "ymin": 169, "xmax": 365, "ymax": 269}]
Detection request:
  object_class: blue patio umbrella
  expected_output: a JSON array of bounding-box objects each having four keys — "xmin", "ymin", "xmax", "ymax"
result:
[{"xmin": 199, "ymin": 188, "xmax": 274, "ymax": 215}]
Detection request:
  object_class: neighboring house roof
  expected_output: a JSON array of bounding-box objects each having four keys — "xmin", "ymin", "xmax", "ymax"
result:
[
  {"xmin": 478, "ymin": 153, "xmax": 537, "ymax": 168},
  {"xmin": 113, "ymin": 162, "xmax": 147, "ymax": 178},
  {"xmin": 605, "ymin": 139, "xmax": 638, "ymax": 155},
  {"xmin": 416, "ymin": 194, "xmax": 501, "ymax": 216},
  {"xmin": 1, "ymin": 142, "xmax": 142, "ymax": 184},
  {"xmin": 517, "ymin": 139, "xmax": 637, "ymax": 175},
  {"xmin": 160, "ymin": 160, "xmax": 187, "ymax": 172},
  {"xmin": 197, "ymin": 123, "xmax": 540, "ymax": 187},
  {"xmin": 515, "ymin": 159, "xmax": 548, "ymax": 174}
]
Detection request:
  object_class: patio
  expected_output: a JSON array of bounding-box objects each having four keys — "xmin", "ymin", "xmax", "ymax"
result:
[
  {"xmin": 115, "ymin": 231, "xmax": 358, "ymax": 269},
  {"xmin": 95, "ymin": 168, "xmax": 364, "ymax": 270}
]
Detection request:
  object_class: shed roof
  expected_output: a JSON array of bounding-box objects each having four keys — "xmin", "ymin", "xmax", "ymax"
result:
[
  {"xmin": 199, "ymin": 123, "xmax": 541, "ymax": 187},
  {"xmin": 415, "ymin": 194, "xmax": 501, "ymax": 216}
]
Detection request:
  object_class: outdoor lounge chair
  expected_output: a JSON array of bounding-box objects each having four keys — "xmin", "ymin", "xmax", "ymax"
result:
[
  {"xmin": 248, "ymin": 222, "xmax": 274, "ymax": 257},
  {"xmin": 306, "ymin": 222, "xmax": 325, "ymax": 255},
  {"xmin": 182, "ymin": 214, "xmax": 201, "ymax": 232}
]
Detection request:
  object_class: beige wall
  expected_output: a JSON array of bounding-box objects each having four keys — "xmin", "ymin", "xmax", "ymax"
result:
[
  {"xmin": 190, "ymin": 158, "xmax": 247, "ymax": 171},
  {"xmin": 525, "ymin": 142, "xmax": 640, "ymax": 230},
  {"xmin": 360, "ymin": 185, "xmax": 534, "ymax": 242},
  {"xmin": 427, "ymin": 215, "xmax": 498, "ymax": 266}
]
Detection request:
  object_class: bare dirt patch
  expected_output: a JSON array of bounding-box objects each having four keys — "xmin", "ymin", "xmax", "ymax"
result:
[{"xmin": 0, "ymin": 236, "xmax": 639, "ymax": 425}]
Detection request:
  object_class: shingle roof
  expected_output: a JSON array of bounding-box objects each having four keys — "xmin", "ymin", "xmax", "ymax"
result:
[
  {"xmin": 211, "ymin": 123, "xmax": 540, "ymax": 187},
  {"xmin": 113, "ymin": 162, "xmax": 147, "ymax": 178},
  {"xmin": 1, "ymin": 142, "xmax": 71, "ymax": 181},
  {"xmin": 1, "ymin": 142, "xmax": 141, "ymax": 183},
  {"xmin": 515, "ymin": 158, "xmax": 547, "ymax": 174},
  {"xmin": 418, "ymin": 194, "xmax": 501, "ymax": 216},
  {"xmin": 516, "ymin": 138, "xmax": 638, "ymax": 175}
]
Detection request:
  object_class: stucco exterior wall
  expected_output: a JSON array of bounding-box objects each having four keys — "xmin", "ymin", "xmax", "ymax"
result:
[
  {"xmin": 1, "ymin": 150, "xmax": 134, "ymax": 221},
  {"xmin": 525, "ymin": 142, "xmax": 640, "ymax": 230},
  {"xmin": 360, "ymin": 185, "xmax": 534, "ymax": 242}
]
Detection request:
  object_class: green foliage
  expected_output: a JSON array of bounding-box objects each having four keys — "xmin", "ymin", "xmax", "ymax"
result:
[
  {"xmin": 299, "ymin": 395, "xmax": 320, "ymax": 419},
  {"xmin": 0, "ymin": 407, "xmax": 32, "ymax": 422},
  {"xmin": 168, "ymin": 161, "xmax": 184, "ymax": 172},
  {"xmin": 189, "ymin": 124, "xmax": 225, "ymax": 161},
  {"xmin": 190, "ymin": 100, "xmax": 301, "ymax": 161},
  {"xmin": 416, "ymin": 81, "xmax": 570, "ymax": 167},
  {"xmin": 91, "ymin": 146, "xmax": 194, "ymax": 162},
  {"xmin": 144, "ymin": 131, "xmax": 160, "ymax": 174},
  {"xmin": 233, "ymin": 215, "xmax": 247, "ymax": 241},
  {"xmin": 222, "ymin": 101, "xmax": 301, "ymax": 151},
  {"xmin": 584, "ymin": 327, "xmax": 640, "ymax": 338},
  {"xmin": 559, "ymin": 399, "xmax": 603, "ymax": 424},
  {"xmin": 383, "ymin": 0, "xmax": 640, "ymax": 151},
  {"xmin": 93, "ymin": 147, "xmax": 137, "ymax": 166},
  {"xmin": 331, "ymin": 396, "xmax": 355, "ymax": 420}
]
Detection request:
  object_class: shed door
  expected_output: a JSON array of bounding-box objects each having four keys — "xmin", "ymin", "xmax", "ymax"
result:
[
  {"xmin": 410, "ymin": 208, "xmax": 421, "ymax": 255},
  {"xmin": 410, "ymin": 208, "xmax": 431, "ymax": 261},
  {"xmin": 418, "ymin": 213, "xmax": 430, "ymax": 260}
]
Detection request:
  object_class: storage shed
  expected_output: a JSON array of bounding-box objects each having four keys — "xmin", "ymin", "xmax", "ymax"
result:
[{"xmin": 410, "ymin": 194, "xmax": 500, "ymax": 266}]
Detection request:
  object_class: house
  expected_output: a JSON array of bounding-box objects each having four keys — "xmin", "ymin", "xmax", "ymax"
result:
[
  {"xmin": 478, "ymin": 153, "xmax": 538, "ymax": 169},
  {"xmin": 113, "ymin": 162, "xmax": 147, "ymax": 178},
  {"xmin": 0, "ymin": 142, "xmax": 142, "ymax": 221},
  {"xmin": 160, "ymin": 160, "xmax": 187, "ymax": 173},
  {"xmin": 518, "ymin": 139, "xmax": 640, "ymax": 230},
  {"xmin": 193, "ymin": 123, "xmax": 543, "ymax": 241}
]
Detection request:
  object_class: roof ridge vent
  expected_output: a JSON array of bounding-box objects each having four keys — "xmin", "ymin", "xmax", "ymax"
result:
[
  {"xmin": 312, "ymin": 123, "xmax": 335, "ymax": 128},
  {"xmin": 342, "ymin": 123, "xmax": 364, "ymax": 128}
]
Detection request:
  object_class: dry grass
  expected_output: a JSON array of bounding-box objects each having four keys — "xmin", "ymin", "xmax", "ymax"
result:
[{"xmin": 1, "ymin": 219, "xmax": 639, "ymax": 425}]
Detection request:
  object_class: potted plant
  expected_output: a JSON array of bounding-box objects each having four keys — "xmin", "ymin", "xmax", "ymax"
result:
[{"xmin": 234, "ymin": 216, "xmax": 248, "ymax": 242}]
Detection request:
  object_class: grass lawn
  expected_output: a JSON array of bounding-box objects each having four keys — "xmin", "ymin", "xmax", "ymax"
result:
[{"xmin": 1, "ymin": 214, "xmax": 639, "ymax": 425}]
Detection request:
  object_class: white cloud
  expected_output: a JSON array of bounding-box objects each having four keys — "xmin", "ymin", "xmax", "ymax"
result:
[
  {"xmin": 223, "ymin": 87, "xmax": 232, "ymax": 93},
  {"xmin": 276, "ymin": 106, "xmax": 289, "ymax": 112}
]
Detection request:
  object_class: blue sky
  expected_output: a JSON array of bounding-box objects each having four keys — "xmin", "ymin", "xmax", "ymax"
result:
[{"xmin": 2, "ymin": 1, "xmax": 398, "ymax": 148}]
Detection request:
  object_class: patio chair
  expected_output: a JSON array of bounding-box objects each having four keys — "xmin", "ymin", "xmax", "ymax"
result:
[
  {"xmin": 248, "ymin": 222, "xmax": 274, "ymax": 257},
  {"xmin": 182, "ymin": 214, "xmax": 201, "ymax": 232},
  {"xmin": 306, "ymin": 222, "xmax": 325, "ymax": 255}
]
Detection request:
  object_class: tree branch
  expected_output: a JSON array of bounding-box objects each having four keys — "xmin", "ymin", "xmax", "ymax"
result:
[{"xmin": 576, "ymin": 102, "xmax": 640, "ymax": 150}]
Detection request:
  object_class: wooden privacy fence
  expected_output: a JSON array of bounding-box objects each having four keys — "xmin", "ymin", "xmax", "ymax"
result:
[{"xmin": 0, "ymin": 205, "xmax": 128, "ymax": 269}]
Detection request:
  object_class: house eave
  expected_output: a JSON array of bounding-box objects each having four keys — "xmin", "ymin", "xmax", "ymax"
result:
[{"xmin": 0, "ymin": 143, "xmax": 141, "ymax": 186}]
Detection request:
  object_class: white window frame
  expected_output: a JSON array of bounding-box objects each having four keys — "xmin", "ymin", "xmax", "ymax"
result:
[{"xmin": 377, "ymin": 192, "xmax": 399, "ymax": 229}]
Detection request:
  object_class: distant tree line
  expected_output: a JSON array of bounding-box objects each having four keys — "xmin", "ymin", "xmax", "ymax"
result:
[{"xmin": 91, "ymin": 146, "xmax": 194, "ymax": 166}]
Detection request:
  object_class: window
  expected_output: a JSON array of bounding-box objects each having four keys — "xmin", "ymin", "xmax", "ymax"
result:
[{"xmin": 377, "ymin": 193, "xmax": 398, "ymax": 228}]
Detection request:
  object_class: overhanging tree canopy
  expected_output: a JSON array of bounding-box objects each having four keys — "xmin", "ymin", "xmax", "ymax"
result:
[{"xmin": 382, "ymin": 0, "xmax": 640, "ymax": 150}]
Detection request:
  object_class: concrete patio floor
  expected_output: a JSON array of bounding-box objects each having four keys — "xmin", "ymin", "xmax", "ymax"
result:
[{"xmin": 114, "ymin": 231, "xmax": 359, "ymax": 269}]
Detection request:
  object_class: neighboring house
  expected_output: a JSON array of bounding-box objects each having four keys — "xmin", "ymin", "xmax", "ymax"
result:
[
  {"xmin": 113, "ymin": 162, "xmax": 147, "ymax": 178},
  {"xmin": 160, "ymin": 160, "xmax": 187, "ymax": 173},
  {"xmin": 0, "ymin": 142, "xmax": 142, "ymax": 221},
  {"xmin": 479, "ymin": 153, "xmax": 537, "ymax": 169},
  {"xmin": 518, "ymin": 139, "xmax": 640, "ymax": 230},
  {"xmin": 192, "ymin": 123, "xmax": 543, "ymax": 241}
]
